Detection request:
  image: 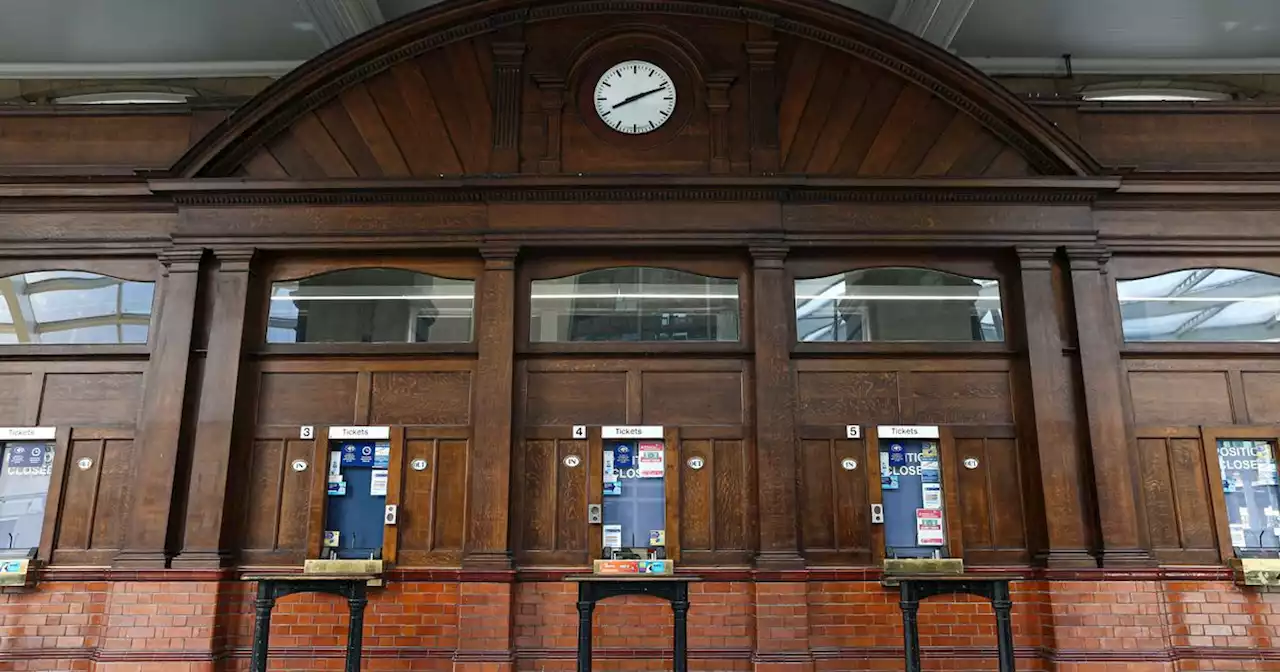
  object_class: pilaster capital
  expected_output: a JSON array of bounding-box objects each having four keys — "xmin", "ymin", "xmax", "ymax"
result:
[
  {"xmin": 750, "ymin": 244, "xmax": 788, "ymax": 269},
  {"xmin": 158, "ymin": 248, "xmax": 204, "ymax": 275},
  {"xmin": 1015, "ymin": 246, "xmax": 1057, "ymax": 271},
  {"xmin": 744, "ymin": 40, "xmax": 779, "ymax": 64},
  {"xmin": 481, "ymin": 244, "xmax": 520, "ymax": 270},
  {"xmin": 1064, "ymin": 245, "xmax": 1112, "ymax": 273},
  {"xmin": 212, "ymin": 248, "xmax": 255, "ymax": 274},
  {"xmin": 491, "ymin": 41, "xmax": 526, "ymax": 67}
]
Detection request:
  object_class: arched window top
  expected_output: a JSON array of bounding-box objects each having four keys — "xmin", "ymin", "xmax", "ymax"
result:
[
  {"xmin": 795, "ymin": 267, "xmax": 1003, "ymax": 343},
  {"xmin": 1118, "ymin": 268, "xmax": 1280, "ymax": 343},
  {"xmin": 0, "ymin": 270, "xmax": 155, "ymax": 345},
  {"xmin": 268, "ymin": 268, "xmax": 475, "ymax": 344},
  {"xmin": 530, "ymin": 266, "xmax": 740, "ymax": 343}
]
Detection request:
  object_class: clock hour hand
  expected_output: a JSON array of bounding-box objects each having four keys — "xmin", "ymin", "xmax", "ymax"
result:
[{"xmin": 611, "ymin": 85, "xmax": 667, "ymax": 110}]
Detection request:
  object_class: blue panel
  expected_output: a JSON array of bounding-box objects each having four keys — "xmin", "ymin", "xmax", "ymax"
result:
[
  {"xmin": 880, "ymin": 439, "xmax": 945, "ymax": 558},
  {"xmin": 325, "ymin": 441, "xmax": 386, "ymax": 559},
  {"xmin": 602, "ymin": 440, "xmax": 665, "ymax": 548}
]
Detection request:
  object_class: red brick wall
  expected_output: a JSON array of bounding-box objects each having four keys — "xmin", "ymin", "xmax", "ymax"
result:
[{"xmin": 2, "ymin": 576, "xmax": 1279, "ymax": 671}]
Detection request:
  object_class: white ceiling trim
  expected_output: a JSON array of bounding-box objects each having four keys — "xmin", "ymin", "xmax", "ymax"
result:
[
  {"xmin": 0, "ymin": 61, "xmax": 306, "ymax": 79},
  {"xmin": 891, "ymin": 0, "xmax": 976, "ymax": 49},
  {"xmin": 970, "ymin": 57, "xmax": 1280, "ymax": 76}
]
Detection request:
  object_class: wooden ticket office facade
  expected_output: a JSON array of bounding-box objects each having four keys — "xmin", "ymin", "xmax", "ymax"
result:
[{"xmin": 4, "ymin": 0, "xmax": 1280, "ymax": 669}]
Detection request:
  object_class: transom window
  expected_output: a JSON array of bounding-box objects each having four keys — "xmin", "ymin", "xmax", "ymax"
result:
[
  {"xmin": 530, "ymin": 267, "xmax": 740, "ymax": 343},
  {"xmin": 0, "ymin": 271, "xmax": 154, "ymax": 345},
  {"xmin": 795, "ymin": 268, "xmax": 1003, "ymax": 342},
  {"xmin": 268, "ymin": 268, "xmax": 475, "ymax": 344},
  {"xmin": 1118, "ymin": 269, "xmax": 1280, "ymax": 342}
]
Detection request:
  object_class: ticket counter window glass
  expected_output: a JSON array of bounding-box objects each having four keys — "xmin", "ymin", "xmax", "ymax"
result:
[
  {"xmin": 0, "ymin": 271, "xmax": 155, "ymax": 345},
  {"xmin": 530, "ymin": 267, "xmax": 739, "ymax": 342},
  {"xmin": 1218, "ymin": 439, "xmax": 1280, "ymax": 555},
  {"xmin": 268, "ymin": 269, "xmax": 475, "ymax": 344},
  {"xmin": 795, "ymin": 268, "xmax": 1003, "ymax": 342},
  {"xmin": 1118, "ymin": 269, "xmax": 1280, "ymax": 342},
  {"xmin": 0, "ymin": 442, "xmax": 54, "ymax": 551}
]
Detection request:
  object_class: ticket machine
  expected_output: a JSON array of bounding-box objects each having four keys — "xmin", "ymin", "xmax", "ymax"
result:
[
  {"xmin": 875, "ymin": 425, "xmax": 961, "ymax": 574},
  {"xmin": 321, "ymin": 426, "xmax": 393, "ymax": 561},
  {"xmin": 596, "ymin": 425, "xmax": 672, "ymax": 574}
]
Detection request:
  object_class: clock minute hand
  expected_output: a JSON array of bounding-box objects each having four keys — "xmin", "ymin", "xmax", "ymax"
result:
[{"xmin": 611, "ymin": 86, "xmax": 667, "ymax": 110}]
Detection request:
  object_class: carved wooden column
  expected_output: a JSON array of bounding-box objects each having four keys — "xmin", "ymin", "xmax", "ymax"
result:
[
  {"xmin": 464, "ymin": 245, "xmax": 518, "ymax": 570},
  {"xmin": 173, "ymin": 248, "xmax": 255, "ymax": 568},
  {"xmin": 751, "ymin": 245, "xmax": 803, "ymax": 570},
  {"xmin": 116, "ymin": 248, "xmax": 204, "ymax": 568},
  {"xmin": 706, "ymin": 73, "xmax": 736, "ymax": 174},
  {"xmin": 490, "ymin": 42, "xmax": 526, "ymax": 173},
  {"xmin": 744, "ymin": 11, "xmax": 780, "ymax": 173},
  {"xmin": 1065, "ymin": 245, "xmax": 1152, "ymax": 567},
  {"xmin": 533, "ymin": 75, "xmax": 565, "ymax": 174},
  {"xmin": 1015, "ymin": 247, "xmax": 1095, "ymax": 568}
]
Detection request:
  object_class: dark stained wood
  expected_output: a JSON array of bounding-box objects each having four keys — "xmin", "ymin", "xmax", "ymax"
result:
[
  {"xmin": 463, "ymin": 248, "xmax": 516, "ymax": 569},
  {"xmin": 751, "ymin": 245, "xmax": 802, "ymax": 569},
  {"xmin": 338, "ymin": 84, "xmax": 412, "ymax": 177},
  {"xmin": 173, "ymin": 249, "xmax": 254, "ymax": 568},
  {"xmin": 115, "ymin": 249, "xmax": 202, "ymax": 568},
  {"xmin": 1014, "ymin": 247, "xmax": 1094, "ymax": 568},
  {"xmin": 314, "ymin": 102, "xmax": 385, "ymax": 178},
  {"xmin": 367, "ymin": 65, "xmax": 463, "ymax": 176},
  {"xmin": 1066, "ymin": 246, "xmax": 1152, "ymax": 567}
]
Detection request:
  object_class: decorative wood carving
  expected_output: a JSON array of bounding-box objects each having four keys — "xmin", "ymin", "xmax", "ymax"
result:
[
  {"xmin": 491, "ymin": 42, "xmax": 527, "ymax": 173},
  {"xmin": 532, "ymin": 75, "xmax": 566, "ymax": 174},
  {"xmin": 706, "ymin": 73, "xmax": 735, "ymax": 174}
]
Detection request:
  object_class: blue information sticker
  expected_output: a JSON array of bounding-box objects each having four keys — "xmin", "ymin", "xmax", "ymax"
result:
[
  {"xmin": 6, "ymin": 443, "xmax": 51, "ymax": 468},
  {"xmin": 340, "ymin": 441, "xmax": 378, "ymax": 467}
]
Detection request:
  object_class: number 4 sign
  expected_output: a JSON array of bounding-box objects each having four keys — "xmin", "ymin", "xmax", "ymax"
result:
[{"xmin": 572, "ymin": 425, "xmax": 587, "ymax": 439}]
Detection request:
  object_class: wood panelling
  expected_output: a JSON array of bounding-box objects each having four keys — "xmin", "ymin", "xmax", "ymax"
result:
[
  {"xmin": 0, "ymin": 374, "xmax": 25, "ymax": 424},
  {"xmin": 52, "ymin": 430, "xmax": 134, "ymax": 565},
  {"xmin": 370, "ymin": 372, "xmax": 472, "ymax": 425},
  {"xmin": 240, "ymin": 435, "xmax": 316, "ymax": 565},
  {"xmin": 679, "ymin": 437, "xmax": 751, "ymax": 565},
  {"xmin": 798, "ymin": 437, "xmax": 871, "ymax": 564},
  {"xmin": 955, "ymin": 436, "xmax": 1028, "ymax": 564},
  {"xmin": 0, "ymin": 112, "xmax": 209, "ymax": 175},
  {"xmin": 1242, "ymin": 372, "xmax": 1280, "ymax": 423},
  {"xmin": 641, "ymin": 371, "xmax": 744, "ymax": 426},
  {"xmin": 39, "ymin": 373, "xmax": 142, "ymax": 426},
  {"xmin": 1061, "ymin": 107, "xmax": 1280, "ymax": 172},
  {"xmin": 1134, "ymin": 430, "xmax": 1220, "ymax": 564},
  {"xmin": 225, "ymin": 9, "xmax": 1047, "ymax": 179},
  {"xmin": 795, "ymin": 362, "xmax": 1014, "ymax": 427},
  {"xmin": 1128, "ymin": 371, "xmax": 1234, "ymax": 426},
  {"xmin": 515, "ymin": 436, "xmax": 590, "ymax": 564},
  {"xmin": 397, "ymin": 435, "xmax": 468, "ymax": 565},
  {"xmin": 256, "ymin": 372, "xmax": 359, "ymax": 426},
  {"xmin": 525, "ymin": 372, "xmax": 627, "ymax": 426}
]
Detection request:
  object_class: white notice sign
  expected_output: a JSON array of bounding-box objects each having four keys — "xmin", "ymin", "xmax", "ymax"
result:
[
  {"xmin": 916, "ymin": 508, "xmax": 945, "ymax": 546},
  {"xmin": 877, "ymin": 425, "xmax": 941, "ymax": 439},
  {"xmin": 0, "ymin": 427, "xmax": 56, "ymax": 441},
  {"xmin": 603, "ymin": 524, "xmax": 623, "ymax": 548},
  {"xmin": 370, "ymin": 469, "xmax": 389, "ymax": 496},
  {"xmin": 602, "ymin": 426, "xmax": 664, "ymax": 439},
  {"xmin": 637, "ymin": 442, "xmax": 665, "ymax": 478},
  {"xmin": 922, "ymin": 483, "xmax": 943, "ymax": 509},
  {"xmin": 329, "ymin": 426, "xmax": 391, "ymax": 440}
]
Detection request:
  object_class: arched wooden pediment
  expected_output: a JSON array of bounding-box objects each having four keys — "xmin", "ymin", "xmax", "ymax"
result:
[{"xmin": 171, "ymin": 0, "xmax": 1100, "ymax": 180}]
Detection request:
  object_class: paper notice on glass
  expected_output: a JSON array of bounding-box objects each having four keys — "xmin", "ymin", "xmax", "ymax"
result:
[
  {"xmin": 370, "ymin": 469, "xmax": 389, "ymax": 496},
  {"xmin": 604, "ymin": 449, "xmax": 617, "ymax": 482},
  {"xmin": 916, "ymin": 508, "xmax": 945, "ymax": 546},
  {"xmin": 328, "ymin": 451, "xmax": 342, "ymax": 481},
  {"xmin": 603, "ymin": 524, "xmax": 623, "ymax": 548},
  {"xmin": 1240, "ymin": 507, "xmax": 1252, "ymax": 528},
  {"xmin": 1230, "ymin": 525, "xmax": 1247, "ymax": 548},
  {"xmin": 637, "ymin": 443, "xmax": 665, "ymax": 478},
  {"xmin": 922, "ymin": 483, "xmax": 943, "ymax": 509}
]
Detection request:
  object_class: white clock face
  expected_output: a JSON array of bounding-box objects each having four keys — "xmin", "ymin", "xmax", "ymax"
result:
[{"xmin": 594, "ymin": 60, "xmax": 677, "ymax": 135}]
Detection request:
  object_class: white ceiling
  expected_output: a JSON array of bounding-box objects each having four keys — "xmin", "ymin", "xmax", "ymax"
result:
[{"xmin": 0, "ymin": 0, "xmax": 1278, "ymax": 78}]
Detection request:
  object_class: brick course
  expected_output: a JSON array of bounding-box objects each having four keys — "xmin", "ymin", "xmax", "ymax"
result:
[{"xmin": 3, "ymin": 578, "xmax": 1279, "ymax": 670}]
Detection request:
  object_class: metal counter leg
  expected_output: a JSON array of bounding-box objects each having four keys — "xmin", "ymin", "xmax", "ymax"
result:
[
  {"xmin": 345, "ymin": 584, "xmax": 369, "ymax": 672},
  {"xmin": 250, "ymin": 583, "xmax": 276, "ymax": 672},
  {"xmin": 993, "ymin": 582, "xmax": 1016, "ymax": 672},
  {"xmin": 900, "ymin": 584, "xmax": 922, "ymax": 672},
  {"xmin": 672, "ymin": 586, "xmax": 690, "ymax": 672},
  {"xmin": 576, "ymin": 586, "xmax": 595, "ymax": 672}
]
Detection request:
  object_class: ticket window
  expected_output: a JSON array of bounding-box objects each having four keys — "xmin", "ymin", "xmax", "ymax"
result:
[
  {"xmin": 1213, "ymin": 434, "xmax": 1280, "ymax": 557},
  {"xmin": 600, "ymin": 426, "xmax": 668, "ymax": 560},
  {"xmin": 321, "ymin": 426, "xmax": 392, "ymax": 560},
  {"xmin": 0, "ymin": 427, "xmax": 57, "ymax": 574},
  {"xmin": 877, "ymin": 425, "xmax": 949, "ymax": 560}
]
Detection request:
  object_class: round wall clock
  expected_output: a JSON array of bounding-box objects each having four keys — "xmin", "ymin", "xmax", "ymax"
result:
[{"xmin": 593, "ymin": 59, "xmax": 677, "ymax": 135}]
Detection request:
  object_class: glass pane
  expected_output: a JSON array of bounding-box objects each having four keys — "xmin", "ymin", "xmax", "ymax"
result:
[
  {"xmin": 1119, "ymin": 269, "xmax": 1280, "ymax": 342},
  {"xmin": 1218, "ymin": 439, "xmax": 1280, "ymax": 555},
  {"xmin": 268, "ymin": 268, "xmax": 474, "ymax": 344},
  {"xmin": 0, "ymin": 271, "xmax": 154, "ymax": 345},
  {"xmin": 530, "ymin": 267, "xmax": 739, "ymax": 343},
  {"xmin": 0, "ymin": 442, "xmax": 55, "ymax": 552},
  {"xmin": 796, "ymin": 268, "xmax": 1003, "ymax": 342}
]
